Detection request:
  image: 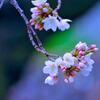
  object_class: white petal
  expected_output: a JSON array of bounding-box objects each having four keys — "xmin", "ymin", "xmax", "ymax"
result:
[
  {"xmin": 62, "ymin": 61, "xmax": 71, "ymax": 68},
  {"xmin": 84, "ymin": 53, "xmax": 94, "ymax": 66},
  {"xmin": 51, "ymin": 24, "xmax": 57, "ymax": 32},
  {"xmin": 85, "ymin": 53, "xmax": 92, "ymax": 60},
  {"xmin": 63, "ymin": 53, "xmax": 75, "ymax": 67},
  {"xmin": 50, "ymin": 66, "xmax": 58, "ymax": 76},
  {"xmin": 64, "ymin": 79, "xmax": 68, "ymax": 83},
  {"xmin": 81, "ymin": 70, "xmax": 90, "ymax": 76},
  {"xmin": 31, "ymin": 14, "xmax": 37, "ymax": 19},
  {"xmin": 43, "ymin": 60, "xmax": 58, "ymax": 76},
  {"xmin": 63, "ymin": 53, "xmax": 72, "ymax": 60},
  {"xmin": 91, "ymin": 59, "xmax": 95, "ymax": 64},
  {"xmin": 43, "ymin": 22, "xmax": 51, "ymax": 31},
  {"xmin": 55, "ymin": 57, "xmax": 62, "ymax": 66},
  {"xmin": 58, "ymin": 19, "xmax": 71, "ymax": 31},
  {"xmin": 43, "ymin": 66, "xmax": 51, "ymax": 74},
  {"xmin": 30, "ymin": 7, "xmax": 37, "ymax": 13},
  {"xmin": 68, "ymin": 76, "xmax": 74, "ymax": 83},
  {"xmin": 43, "ymin": 15, "xmax": 58, "ymax": 32},
  {"xmin": 31, "ymin": 0, "xmax": 47, "ymax": 6},
  {"xmin": 79, "ymin": 62, "xmax": 85, "ymax": 68},
  {"xmin": 45, "ymin": 60, "xmax": 54, "ymax": 66},
  {"xmin": 45, "ymin": 76, "xmax": 57, "ymax": 85},
  {"xmin": 43, "ymin": 17, "xmax": 51, "ymax": 31},
  {"xmin": 85, "ymin": 65, "xmax": 93, "ymax": 72}
]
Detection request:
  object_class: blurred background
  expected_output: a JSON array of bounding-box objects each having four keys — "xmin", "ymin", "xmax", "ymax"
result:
[{"xmin": 0, "ymin": 0, "xmax": 100, "ymax": 100}]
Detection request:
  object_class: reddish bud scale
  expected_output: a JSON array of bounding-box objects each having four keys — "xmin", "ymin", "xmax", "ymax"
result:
[
  {"xmin": 79, "ymin": 51, "xmax": 85, "ymax": 56},
  {"xmin": 74, "ymin": 67, "xmax": 80, "ymax": 72}
]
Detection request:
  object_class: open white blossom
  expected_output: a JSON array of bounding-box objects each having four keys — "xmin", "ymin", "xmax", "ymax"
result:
[
  {"xmin": 43, "ymin": 15, "xmax": 59, "ymax": 32},
  {"xmin": 31, "ymin": 0, "xmax": 47, "ymax": 6},
  {"xmin": 45, "ymin": 76, "xmax": 57, "ymax": 85},
  {"xmin": 58, "ymin": 19, "xmax": 71, "ymax": 31},
  {"xmin": 63, "ymin": 53, "xmax": 76, "ymax": 67},
  {"xmin": 75, "ymin": 41, "xmax": 88, "ymax": 50},
  {"xmin": 81, "ymin": 53, "xmax": 94, "ymax": 76},
  {"xmin": 43, "ymin": 17, "xmax": 71, "ymax": 32},
  {"xmin": 43, "ymin": 60, "xmax": 58, "ymax": 76}
]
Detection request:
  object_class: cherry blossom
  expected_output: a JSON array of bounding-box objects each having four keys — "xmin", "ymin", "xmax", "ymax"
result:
[
  {"xmin": 43, "ymin": 60, "xmax": 58, "ymax": 76},
  {"xmin": 31, "ymin": 0, "xmax": 47, "ymax": 6},
  {"xmin": 63, "ymin": 53, "xmax": 76, "ymax": 68},
  {"xmin": 45, "ymin": 76, "xmax": 58, "ymax": 85},
  {"xmin": 43, "ymin": 15, "xmax": 59, "ymax": 31},
  {"xmin": 30, "ymin": 0, "xmax": 71, "ymax": 31},
  {"xmin": 58, "ymin": 19, "xmax": 71, "ymax": 31},
  {"xmin": 81, "ymin": 53, "xmax": 95, "ymax": 76},
  {"xmin": 43, "ymin": 42, "xmax": 98, "ymax": 85}
]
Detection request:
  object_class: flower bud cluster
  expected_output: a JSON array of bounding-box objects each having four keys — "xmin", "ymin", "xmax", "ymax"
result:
[
  {"xmin": 43, "ymin": 42, "xmax": 98, "ymax": 85},
  {"xmin": 30, "ymin": 0, "xmax": 71, "ymax": 31}
]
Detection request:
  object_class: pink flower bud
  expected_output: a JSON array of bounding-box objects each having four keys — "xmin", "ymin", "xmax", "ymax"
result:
[
  {"xmin": 40, "ymin": 5, "xmax": 44, "ymax": 9},
  {"xmin": 94, "ymin": 48, "xmax": 99, "ymax": 51},
  {"xmin": 43, "ymin": 8, "xmax": 48, "ymax": 13},
  {"xmin": 90, "ymin": 44, "xmax": 96, "ymax": 48},
  {"xmin": 45, "ymin": 3, "xmax": 49, "ymax": 7},
  {"xmin": 79, "ymin": 51, "xmax": 85, "ymax": 56}
]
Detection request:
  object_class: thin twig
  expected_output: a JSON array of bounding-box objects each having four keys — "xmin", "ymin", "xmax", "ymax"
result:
[
  {"xmin": 9, "ymin": 0, "xmax": 59, "ymax": 60},
  {"xmin": 0, "ymin": 0, "xmax": 5, "ymax": 9},
  {"xmin": 9, "ymin": 0, "xmax": 42, "ymax": 47},
  {"xmin": 54, "ymin": 0, "xmax": 61, "ymax": 12}
]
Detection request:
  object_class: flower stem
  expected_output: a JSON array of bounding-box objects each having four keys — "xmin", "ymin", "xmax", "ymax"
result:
[{"xmin": 54, "ymin": 0, "xmax": 61, "ymax": 12}]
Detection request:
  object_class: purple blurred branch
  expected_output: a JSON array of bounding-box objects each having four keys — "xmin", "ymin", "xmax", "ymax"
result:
[
  {"xmin": 8, "ymin": 0, "xmax": 59, "ymax": 61},
  {"xmin": 0, "ymin": 0, "xmax": 5, "ymax": 9}
]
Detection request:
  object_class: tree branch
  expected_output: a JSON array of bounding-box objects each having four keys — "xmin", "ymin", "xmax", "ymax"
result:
[
  {"xmin": 9, "ymin": 0, "xmax": 59, "ymax": 61},
  {"xmin": 54, "ymin": 0, "xmax": 61, "ymax": 12}
]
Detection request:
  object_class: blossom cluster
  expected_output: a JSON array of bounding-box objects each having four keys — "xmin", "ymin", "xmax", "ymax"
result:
[
  {"xmin": 30, "ymin": 0, "xmax": 71, "ymax": 31},
  {"xmin": 43, "ymin": 42, "xmax": 98, "ymax": 85}
]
